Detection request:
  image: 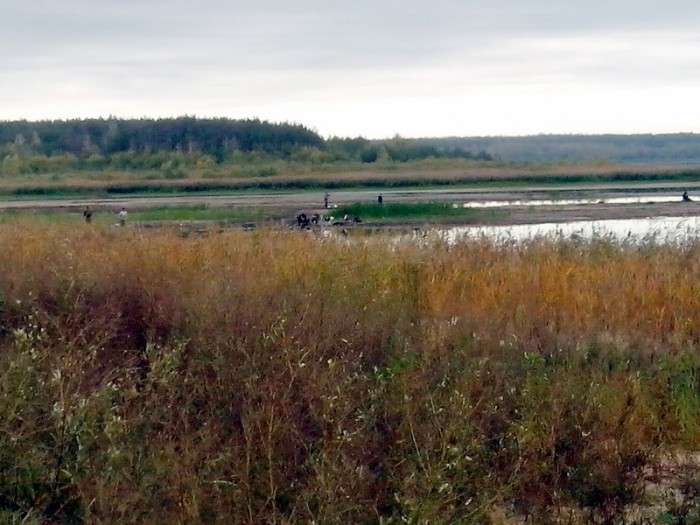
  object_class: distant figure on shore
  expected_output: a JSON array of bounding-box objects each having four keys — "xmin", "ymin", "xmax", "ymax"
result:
[
  {"xmin": 378, "ymin": 194, "xmax": 383, "ymax": 205},
  {"xmin": 118, "ymin": 207, "xmax": 128, "ymax": 226},
  {"xmin": 83, "ymin": 206, "xmax": 93, "ymax": 223},
  {"xmin": 683, "ymin": 191, "xmax": 692, "ymax": 202},
  {"xmin": 324, "ymin": 192, "xmax": 330, "ymax": 209}
]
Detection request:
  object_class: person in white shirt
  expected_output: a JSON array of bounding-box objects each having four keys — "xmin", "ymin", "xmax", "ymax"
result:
[{"xmin": 118, "ymin": 207, "xmax": 128, "ymax": 226}]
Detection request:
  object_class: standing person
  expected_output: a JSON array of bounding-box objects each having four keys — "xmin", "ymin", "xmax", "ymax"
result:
[
  {"xmin": 118, "ymin": 207, "xmax": 128, "ymax": 226},
  {"xmin": 83, "ymin": 206, "xmax": 93, "ymax": 223},
  {"xmin": 378, "ymin": 194, "xmax": 383, "ymax": 205},
  {"xmin": 324, "ymin": 192, "xmax": 330, "ymax": 209}
]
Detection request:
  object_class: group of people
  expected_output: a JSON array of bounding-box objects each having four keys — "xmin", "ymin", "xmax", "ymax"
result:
[
  {"xmin": 295, "ymin": 212, "xmax": 321, "ymax": 228},
  {"xmin": 81, "ymin": 206, "xmax": 129, "ymax": 226},
  {"xmin": 81, "ymin": 191, "xmax": 385, "ymax": 229},
  {"xmin": 294, "ymin": 191, "xmax": 384, "ymax": 229},
  {"xmin": 294, "ymin": 212, "xmax": 363, "ymax": 229}
]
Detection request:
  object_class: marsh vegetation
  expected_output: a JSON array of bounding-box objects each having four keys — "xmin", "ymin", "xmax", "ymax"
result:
[
  {"xmin": 0, "ymin": 222, "xmax": 698, "ymax": 523},
  {"xmin": 334, "ymin": 202, "xmax": 494, "ymax": 224}
]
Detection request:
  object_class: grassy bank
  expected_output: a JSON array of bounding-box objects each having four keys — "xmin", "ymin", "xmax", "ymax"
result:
[
  {"xmin": 0, "ymin": 224, "xmax": 699, "ymax": 523},
  {"xmin": 130, "ymin": 204, "xmax": 270, "ymax": 223},
  {"xmin": 1, "ymin": 160, "xmax": 700, "ymax": 201},
  {"xmin": 0, "ymin": 206, "xmax": 280, "ymax": 227},
  {"xmin": 335, "ymin": 201, "xmax": 499, "ymax": 224},
  {"xmin": 0, "ymin": 203, "xmax": 500, "ymax": 227}
]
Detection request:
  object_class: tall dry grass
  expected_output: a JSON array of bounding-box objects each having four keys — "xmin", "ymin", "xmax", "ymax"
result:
[{"xmin": 0, "ymin": 223, "xmax": 698, "ymax": 523}]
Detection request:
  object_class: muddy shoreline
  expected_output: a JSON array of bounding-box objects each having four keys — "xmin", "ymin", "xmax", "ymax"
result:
[{"xmin": 2, "ymin": 185, "xmax": 700, "ymax": 228}]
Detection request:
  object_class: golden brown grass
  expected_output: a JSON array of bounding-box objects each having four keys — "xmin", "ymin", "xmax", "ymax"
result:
[
  {"xmin": 0, "ymin": 223, "xmax": 698, "ymax": 523},
  {"xmin": 0, "ymin": 158, "xmax": 695, "ymax": 194}
]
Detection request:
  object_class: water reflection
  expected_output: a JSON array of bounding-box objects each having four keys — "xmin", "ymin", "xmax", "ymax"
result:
[
  {"xmin": 446, "ymin": 215, "xmax": 700, "ymax": 244},
  {"xmin": 461, "ymin": 195, "xmax": 687, "ymax": 208}
]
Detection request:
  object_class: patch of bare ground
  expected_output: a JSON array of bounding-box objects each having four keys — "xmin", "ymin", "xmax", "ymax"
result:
[
  {"xmin": 630, "ymin": 451, "xmax": 700, "ymax": 522},
  {"xmin": 484, "ymin": 452, "xmax": 700, "ymax": 524}
]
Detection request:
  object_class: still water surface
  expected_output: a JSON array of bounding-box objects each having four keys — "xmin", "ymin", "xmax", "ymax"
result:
[
  {"xmin": 461, "ymin": 195, "xmax": 685, "ymax": 208},
  {"xmin": 445, "ymin": 215, "xmax": 700, "ymax": 244}
]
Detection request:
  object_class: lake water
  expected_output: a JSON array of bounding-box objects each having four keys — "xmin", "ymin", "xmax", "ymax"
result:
[
  {"xmin": 444, "ymin": 215, "xmax": 700, "ymax": 245},
  {"xmin": 460, "ymin": 195, "xmax": 686, "ymax": 208}
]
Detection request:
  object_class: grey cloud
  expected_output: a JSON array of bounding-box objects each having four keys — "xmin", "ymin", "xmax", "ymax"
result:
[
  {"xmin": 3, "ymin": 0, "xmax": 700, "ymax": 135},
  {"xmin": 6, "ymin": 1, "xmax": 700, "ymax": 73}
]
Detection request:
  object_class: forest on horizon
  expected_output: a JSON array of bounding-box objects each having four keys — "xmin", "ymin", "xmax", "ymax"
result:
[
  {"xmin": 426, "ymin": 133, "xmax": 700, "ymax": 165},
  {"xmin": 0, "ymin": 117, "xmax": 492, "ymax": 176},
  {"xmin": 1, "ymin": 117, "xmax": 700, "ymax": 177}
]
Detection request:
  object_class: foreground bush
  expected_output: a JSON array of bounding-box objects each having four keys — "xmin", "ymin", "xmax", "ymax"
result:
[{"xmin": 0, "ymin": 224, "xmax": 698, "ymax": 523}]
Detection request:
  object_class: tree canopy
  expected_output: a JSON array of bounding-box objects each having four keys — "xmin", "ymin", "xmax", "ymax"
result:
[{"xmin": 0, "ymin": 117, "xmax": 325, "ymax": 161}]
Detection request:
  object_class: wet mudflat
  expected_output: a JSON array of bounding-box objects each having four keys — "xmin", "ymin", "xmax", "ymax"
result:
[{"xmin": 2, "ymin": 184, "xmax": 700, "ymax": 233}]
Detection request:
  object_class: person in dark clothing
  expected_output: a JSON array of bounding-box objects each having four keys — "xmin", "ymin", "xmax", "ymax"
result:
[
  {"xmin": 296, "ymin": 213, "xmax": 309, "ymax": 228},
  {"xmin": 683, "ymin": 191, "xmax": 692, "ymax": 202},
  {"xmin": 378, "ymin": 194, "xmax": 383, "ymax": 205},
  {"xmin": 83, "ymin": 206, "xmax": 93, "ymax": 223}
]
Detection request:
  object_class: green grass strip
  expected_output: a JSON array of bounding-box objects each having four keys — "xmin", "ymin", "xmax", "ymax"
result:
[
  {"xmin": 334, "ymin": 202, "xmax": 489, "ymax": 222},
  {"xmin": 131, "ymin": 205, "xmax": 267, "ymax": 222}
]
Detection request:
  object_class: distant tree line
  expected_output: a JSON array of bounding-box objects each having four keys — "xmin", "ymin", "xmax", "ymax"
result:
[
  {"xmin": 423, "ymin": 134, "xmax": 700, "ymax": 165},
  {"xmin": 0, "ymin": 118, "xmax": 492, "ymax": 176},
  {"xmin": 0, "ymin": 117, "xmax": 324, "ymax": 161},
  {"xmin": 327, "ymin": 135, "xmax": 495, "ymax": 164},
  {"xmin": 4, "ymin": 118, "xmax": 700, "ymax": 177}
]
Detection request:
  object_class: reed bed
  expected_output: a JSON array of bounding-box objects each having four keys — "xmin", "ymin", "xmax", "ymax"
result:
[{"xmin": 0, "ymin": 223, "xmax": 698, "ymax": 524}]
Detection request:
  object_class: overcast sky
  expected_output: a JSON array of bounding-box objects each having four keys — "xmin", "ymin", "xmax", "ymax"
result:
[{"xmin": 2, "ymin": 1, "xmax": 700, "ymax": 138}]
